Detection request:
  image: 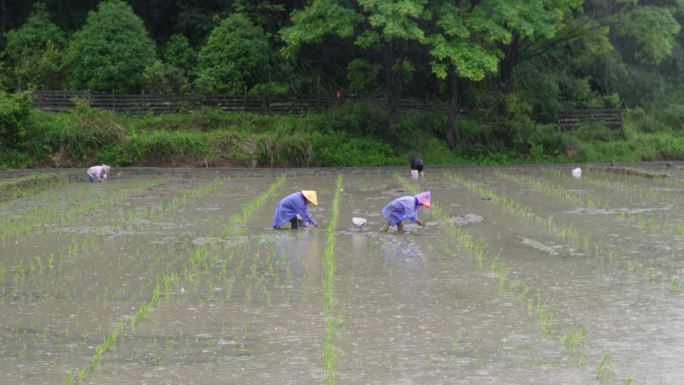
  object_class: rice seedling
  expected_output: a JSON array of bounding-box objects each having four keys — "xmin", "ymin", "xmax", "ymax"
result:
[
  {"xmin": 560, "ymin": 325, "xmax": 586, "ymax": 365},
  {"xmin": 0, "ymin": 172, "xmax": 69, "ymax": 204},
  {"xmin": 672, "ymin": 277, "xmax": 683, "ymax": 295},
  {"xmin": 596, "ymin": 353, "xmax": 616, "ymax": 384},
  {"xmin": 447, "ymin": 172, "xmax": 680, "ymax": 296},
  {"xmin": 322, "ymin": 174, "xmax": 343, "ymax": 385},
  {"xmin": 61, "ymin": 176, "xmax": 287, "ymax": 384},
  {"xmin": 0, "ymin": 178, "xmax": 167, "ymax": 245},
  {"xmin": 498, "ymin": 170, "xmax": 682, "ymax": 239},
  {"xmin": 497, "ymin": 171, "xmax": 606, "ymax": 209},
  {"xmin": 394, "ymin": 173, "xmax": 593, "ymax": 367}
]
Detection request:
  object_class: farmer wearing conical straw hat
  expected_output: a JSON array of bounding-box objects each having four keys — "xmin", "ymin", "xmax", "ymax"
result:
[
  {"xmin": 272, "ymin": 190, "xmax": 319, "ymax": 229},
  {"xmin": 380, "ymin": 191, "xmax": 431, "ymax": 233}
]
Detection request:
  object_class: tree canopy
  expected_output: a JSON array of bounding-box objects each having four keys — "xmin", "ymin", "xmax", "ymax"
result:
[
  {"xmin": 63, "ymin": 0, "xmax": 156, "ymax": 92},
  {"xmin": 2, "ymin": 0, "xmax": 684, "ymax": 144}
]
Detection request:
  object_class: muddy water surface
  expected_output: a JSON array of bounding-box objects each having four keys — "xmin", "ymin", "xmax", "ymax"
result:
[{"xmin": 1, "ymin": 165, "xmax": 683, "ymax": 384}]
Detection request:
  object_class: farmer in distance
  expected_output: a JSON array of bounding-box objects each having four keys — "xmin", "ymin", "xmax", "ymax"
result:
[
  {"xmin": 86, "ymin": 164, "xmax": 111, "ymax": 182},
  {"xmin": 380, "ymin": 191, "xmax": 431, "ymax": 233},
  {"xmin": 410, "ymin": 154, "xmax": 424, "ymax": 177},
  {"xmin": 272, "ymin": 190, "xmax": 319, "ymax": 229}
]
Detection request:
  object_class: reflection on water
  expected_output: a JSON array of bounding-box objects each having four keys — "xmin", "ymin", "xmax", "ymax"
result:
[{"xmin": 1, "ymin": 166, "xmax": 684, "ymax": 384}]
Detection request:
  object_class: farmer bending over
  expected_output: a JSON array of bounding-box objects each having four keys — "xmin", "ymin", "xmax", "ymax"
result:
[
  {"xmin": 87, "ymin": 164, "xmax": 111, "ymax": 183},
  {"xmin": 380, "ymin": 191, "xmax": 431, "ymax": 233},
  {"xmin": 410, "ymin": 154, "xmax": 424, "ymax": 177},
  {"xmin": 272, "ymin": 190, "xmax": 319, "ymax": 229}
]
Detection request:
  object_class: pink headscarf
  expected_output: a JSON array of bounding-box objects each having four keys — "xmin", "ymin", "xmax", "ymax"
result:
[{"xmin": 416, "ymin": 191, "xmax": 431, "ymax": 208}]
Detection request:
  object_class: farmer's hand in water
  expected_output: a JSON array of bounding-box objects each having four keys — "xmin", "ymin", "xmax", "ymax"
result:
[
  {"xmin": 313, "ymin": 221, "xmax": 319, "ymax": 228},
  {"xmin": 415, "ymin": 220, "xmax": 425, "ymax": 227}
]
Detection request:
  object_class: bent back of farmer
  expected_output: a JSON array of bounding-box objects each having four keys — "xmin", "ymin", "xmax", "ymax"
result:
[
  {"xmin": 380, "ymin": 191, "xmax": 431, "ymax": 233},
  {"xmin": 87, "ymin": 164, "xmax": 111, "ymax": 182},
  {"xmin": 272, "ymin": 190, "xmax": 319, "ymax": 229},
  {"xmin": 410, "ymin": 155, "xmax": 424, "ymax": 172}
]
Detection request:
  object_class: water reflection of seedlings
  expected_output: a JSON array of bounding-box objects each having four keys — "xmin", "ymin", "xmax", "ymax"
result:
[
  {"xmin": 449, "ymin": 172, "xmax": 680, "ymax": 296},
  {"xmin": 395, "ymin": 173, "xmax": 588, "ymax": 366}
]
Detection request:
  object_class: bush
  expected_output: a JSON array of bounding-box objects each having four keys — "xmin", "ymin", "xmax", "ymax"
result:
[
  {"xmin": 310, "ymin": 131, "xmax": 402, "ymax": 166},
  {"xmin": 126, "ymin": 130, "xmax": 207, "ymax": 165},
  {"xmin": 575, "ymin": 122, "xmax": 617, "ymax": 141},
  {"xmin": 624, "ymin": 107, "xmax": 665, "ymax": 133},
  {"xmin": 256, "ymin": 133, "xmax": 314, "ymax": 166},
  {"xmin": 304, "ymin": 102, "xmax": 388, "ymax": 137},
  {"xmin": 528, "ymin": 124, "xmax": 567, "ymax": 157},
  {"xmin": 206, "ymin": 131, "xmax": 257, "ymax": 166},
  {"xmin": 28, "ymin": 101, "xmax": 128, "ymax": 165},
  {"xmin": 0, "ymin": 91, "xmax": 31, "ymax": 149},
  {"xmin": 661, "ymin": 104, "xmax": 684, "ymax": 131}
]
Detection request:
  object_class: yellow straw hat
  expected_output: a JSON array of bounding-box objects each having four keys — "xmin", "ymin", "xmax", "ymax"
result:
[{"xmin": 301, "ymin": 190, "xmax": 318, "ymax": 206}]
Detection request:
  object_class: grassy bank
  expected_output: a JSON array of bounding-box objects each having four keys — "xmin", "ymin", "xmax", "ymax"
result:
[{"xmin": 3, "ymin": 92, "xmax": 684, "ymax": 168}]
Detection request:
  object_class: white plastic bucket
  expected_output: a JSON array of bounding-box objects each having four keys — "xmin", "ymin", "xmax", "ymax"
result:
[
  {"xmin": 411, "ymin": 170, "xmax": 419, "ymax": 179},
  {"xmin": 572, "ymin": 167, "xmax": 582, "ymax": 178}
]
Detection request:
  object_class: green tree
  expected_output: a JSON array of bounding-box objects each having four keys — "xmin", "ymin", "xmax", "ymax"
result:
[
  {"xmin": 64, "ymin": 0, "xmax": 156, "ymax": 93},
  {"xmin": 427, "ymin": 1, "xmax": 504, "ymax": 147},
  {"xmin": 428, "ymin": 0, "xmax": 582, "ymax": 147},
  {"xmin": 0, "ymin": 91, "xmax": 31, "ymax": 159},
  {"xmin": 4, "ymin": 3, "xmax": 65, "ymax": 90},
  {"xmin": 143, "ymin": 34, "xmax": 196, "ymax": 94},
  {"xmin": 282, "ymin": 0, "xmax": 429, "ymax": 137},
  {"xmin": 196, "ymin": 13, "xmax": 274, "ymax": 94}
]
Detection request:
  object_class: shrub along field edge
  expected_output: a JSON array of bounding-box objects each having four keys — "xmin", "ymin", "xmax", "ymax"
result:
[{"xmin": 3, "ymin": 92, "xmax": 684, "ymax": 169}]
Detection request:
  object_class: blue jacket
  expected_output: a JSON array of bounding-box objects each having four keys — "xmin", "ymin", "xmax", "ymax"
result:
[
  {"xmin": 382, "ymin": 195, "xmax": 419, "ymax": 225},
  {"xmin": 272, "ymin": 192, "xmax": 314, "ymax": 228}
]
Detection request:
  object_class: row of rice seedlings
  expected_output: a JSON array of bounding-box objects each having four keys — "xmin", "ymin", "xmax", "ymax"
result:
[
  {"xmin": 496, "ymin": 171, "xmax": 606, "ymax": 209},
  {"xmin": 502, "ymin": 170, "xmax": 683, "ymax": 238},
  {"xmin": 1, "ymin": 234, "xmax": 97, "ymax": 302},
  {"xmin": 216, "ymin": 231, "xmax": 317, "ymax": 306},
  {"xmin": 447, "ymin": 172, "xmax": 683, "ymax": 295},
  {"xmin": 595, "ymin": 353, "xmax": 633, "ymax": 385},
  {"xmin": 424, "ymin": 174, "xmax": 642, "ymax": 382},
  {"xmin": 542, "ymin": 168, "xmax": 677, "ymax": 203},
  {"xmin": 394, "ymin": 174, "xmax": 591, "ymax": 366},
  {"xmin": 0, "ymin": 172, "xmax": 69, "ymax": 203},
  {"xmin": 2, "ymin": 178, "xmax": 228, "ymax": 302},
  {"xmin": 323, "ymin": 175, "xmax": 343, "ymax": 385},
  {"xmin": 179, "ymin": 178, "xmax": 295, "ymax": 305},
  {"xmin": 0, "ymin": 178, "xmax": 168, "ymax": 244},
  {"xmin": 121, "ymin": 177, "xmax": 229, "ymax": 225},
  {"xmin": 62, "ymin": 175, "xmax": 286, "ymax": 384},
  {"xmin": 420, "ymin": 228, "xmax": 586, "ymax": 366},
  {"xmin": 155, "ymin": 175, "xmax": 285, "ymax": 304},
  {"xmin": 490, "ymin": 171, "xmax": 683, "ymax": 294},
  {"xmin": 587, "ymin": 166, "xmax": 669, "ymax": 179}
]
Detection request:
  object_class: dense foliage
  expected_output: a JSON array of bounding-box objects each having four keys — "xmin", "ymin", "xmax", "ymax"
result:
[
  {"xmin": 2, "ymin": 0, "xmax": 684, "ymax": 166},
  {"xmin": 63, "ymin": 0, "xmax": 156, "ymax": 92}
]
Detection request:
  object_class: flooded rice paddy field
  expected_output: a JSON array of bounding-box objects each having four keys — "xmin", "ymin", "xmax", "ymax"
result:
[{"xmin": 1, "ymin": 164, "xmax": 684, "ymax": 384}]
